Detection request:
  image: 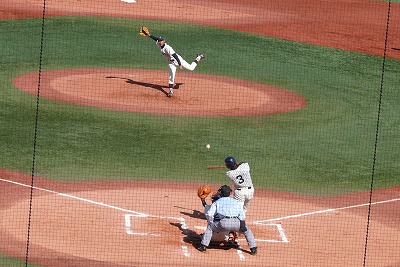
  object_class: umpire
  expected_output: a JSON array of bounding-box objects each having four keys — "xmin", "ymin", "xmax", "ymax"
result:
[{"xmin": 198, "ymin": 185, "xmax": 258, "ymax": 255}]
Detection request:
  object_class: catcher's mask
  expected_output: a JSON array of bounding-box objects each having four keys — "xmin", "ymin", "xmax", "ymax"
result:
[
  {"xmin": 224, "ymin": 156, "xmax": 237, "ymax": 170},
  {"xmin": 219, "ymin": 185, "xmax": 232, "ymax": 197}
]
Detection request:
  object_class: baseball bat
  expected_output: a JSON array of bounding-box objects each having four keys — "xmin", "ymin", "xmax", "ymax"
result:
[{"xmin": 207, "ymin": 165, "xmax": 226, "ymax": 169}]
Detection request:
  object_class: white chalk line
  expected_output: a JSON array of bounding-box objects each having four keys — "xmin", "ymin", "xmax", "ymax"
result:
[
  {"xmin": 124, "ymin": 214, "xmax": 160, "ymax": 236},
  {"xmin": 123, "ymin": 214, "xmax": 191, "ymax": 257},
  {"xmin": 121, "ymin": 0, "xmax": 136, "ymax": 3},
  {"xmin": 0, "ymin": 178, "xmax": 191, "ymax": 256},
  {"xmin": 181, "ymin": 246, "xmax": 190, "ymax": 257},
  {"xmin": 177, "ymin": 218, "xmax": 192, "ymax": 257},
  {"xmin": 0, "ymin": 178, "xmax": 186, "ymax": 233},
  {"xmin": 3, "ymin": 177, "xmax": 397, "ymax": 256},
  {"xmin": 254, "ymin": 197, "xmax": 400, "ymax": 224},
  {"xmin": 237, "ymin": 249, "xmax": 245, "ymax": 261},
  {"xmin": 194, "ymin": 223, "xmax": 289, "ymax": 243},
  {"xmin": 0, "ymin": 177, "xmax": 149, "ymax": 216}
]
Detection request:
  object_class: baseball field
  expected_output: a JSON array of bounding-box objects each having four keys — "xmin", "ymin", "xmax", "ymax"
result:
[{"xmin": 1, "ymin": 0, "xmax": 400, "ymax": 266}]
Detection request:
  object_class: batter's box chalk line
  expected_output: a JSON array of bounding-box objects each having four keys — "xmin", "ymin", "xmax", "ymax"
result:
[
  {"xmin": 253, "ymin": 222, "xmax": 289, "ymax": 243},
  {"xmin": 124, "ymin": 213, "xmax": 186, "ymax": 237},
  {"xmin": 194, "ymin": 223, "xmax": 289, "ymax": 243},
  {"xmin": 124, "ymin": 212, "xmax": 289, "ymax": 243}
]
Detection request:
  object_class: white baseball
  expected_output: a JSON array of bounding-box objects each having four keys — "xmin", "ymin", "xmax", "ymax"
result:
[{"xmin": 206, "ymin": 144, "xmax": 211, "ymax": 149}]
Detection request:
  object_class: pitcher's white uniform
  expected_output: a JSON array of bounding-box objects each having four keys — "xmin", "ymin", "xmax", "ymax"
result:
[
  {"xmin": 156, "ymin": 41, "xmax": 200, "ymax": 86},
  {"xmin": 226, "ymin": 162, "xmax": 254, "ymax": 211},
  {"xmin": 144, "ymin": 32, "xmax": 204, "ymax": 97}
]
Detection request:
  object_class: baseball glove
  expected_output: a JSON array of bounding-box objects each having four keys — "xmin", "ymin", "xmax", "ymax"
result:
[
  {"xmin": 197, "ymin": 184, "xmax": 211, "ymax": 199},
  {"xmin": 139, "ymin": 26, "xmax": 150, "ymax": 37}
]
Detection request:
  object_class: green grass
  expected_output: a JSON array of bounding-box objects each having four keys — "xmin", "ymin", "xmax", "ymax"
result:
[
  {"xmin": 0, "ymin": 254, "xmax": 42, "ymax": 267},
  {"xmin": 1, "ymin": 17, "xmax": 400, "ymax": 197}
]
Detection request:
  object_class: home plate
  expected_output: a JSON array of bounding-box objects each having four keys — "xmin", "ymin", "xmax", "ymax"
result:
[{"xmin": 121, "ymin": 0, "xmax": 136, "ymax": 3}]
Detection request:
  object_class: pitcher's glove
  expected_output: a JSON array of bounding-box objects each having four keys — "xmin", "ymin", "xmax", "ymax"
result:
[
  {"xmin": 139, "ymin": 26, "xmax": 150, "ymax": 37},
  {"xmin": 197, "ymin": 184, "xmax": 211, "ymax": 199}
]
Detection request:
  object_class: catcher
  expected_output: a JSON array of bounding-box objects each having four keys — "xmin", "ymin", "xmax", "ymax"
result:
[
  {"xmin": 197, "ymin": 185, "xmax": 239, "ymax": 248},
  {"xmin": 139, "ymin": 26, "xmax": 205, "ymax": 97},
  {"xmin": 197, "ymin": 185, "xmax": 257, "ymax": 255}
]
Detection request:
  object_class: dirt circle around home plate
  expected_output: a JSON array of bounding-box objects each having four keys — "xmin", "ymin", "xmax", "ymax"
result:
[{"xmin": 1, "ymin": 169, "xmax": 400, "ymax": 266}]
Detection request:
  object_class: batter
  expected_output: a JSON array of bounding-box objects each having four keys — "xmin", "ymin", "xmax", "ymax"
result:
[{"xmin": 225, "ymin": 156, "xmax": 255, "ymax": 212}]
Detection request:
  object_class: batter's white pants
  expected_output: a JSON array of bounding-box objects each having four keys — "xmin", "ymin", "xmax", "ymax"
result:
[
  {"xmin": 234, "ymin": 187, "xmax": 255, "ymax": 212},
  {"xmin": 168, "ymin": 54, "xmax": 199, "ymax": 86}
]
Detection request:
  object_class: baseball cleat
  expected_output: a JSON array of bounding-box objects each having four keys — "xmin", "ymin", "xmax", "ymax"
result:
[
  {"xmin": 250, "ymin": 247, "xmax": 258, "ymax": 255},
  {"xmin": 198, "ymin": 244, "xmax": 207, "ymax": 252},
  {"xmin": 167, "ymin": 91, "xmax": 173, "ymax": 97},
  {"xmin": 195, "ymin": 54, "xmax": 205, "ymax": 62}
]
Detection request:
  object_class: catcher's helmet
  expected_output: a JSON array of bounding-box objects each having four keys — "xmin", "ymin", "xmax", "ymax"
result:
[{"xmin": 225, "ymin": 156, "xmax": 237, "ymax": 170}]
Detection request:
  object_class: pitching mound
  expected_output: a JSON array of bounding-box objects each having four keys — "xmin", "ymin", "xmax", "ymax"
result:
[{"xmin": 13, "ymin": 68, "xmax": 306, "ymax": 116}]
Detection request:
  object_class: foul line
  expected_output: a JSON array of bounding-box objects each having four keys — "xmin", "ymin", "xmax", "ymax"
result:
[
  {"xmin": 3, "ymin": 177, "xmax": 399, "ymax": 225},
  {"xmin": 0, "ymin": 179, "xmax": 187, "ymax": 229},
  {"xmin": 0, "ymin": 177, "xmax": 147, "ymax": 216},
  {"xmin": 0, "ymin": 177, "xmax": 195, "ymax": 257},
  {"xmin": 254, "ymin": 197, "xmax": 400, "ymax": 224},
  {"xmin": 2, "ymin": 177, "xmax": 398, "ymax": 256}
]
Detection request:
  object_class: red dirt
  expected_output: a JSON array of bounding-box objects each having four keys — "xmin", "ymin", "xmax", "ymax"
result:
[
  {"xmin": 13, "ymin": 68, "xmax": 306, "ymax": 116},
  {"xmin": 1, "ymin": 169, "xmax": 400, "ymax": 266},
  {"xmin": 1, "ymin": 0, "xmax": 400, "ymax": 266},
  {"xmin": 1, "ymin": 0, "xmax": 399, "ymax": 59}
]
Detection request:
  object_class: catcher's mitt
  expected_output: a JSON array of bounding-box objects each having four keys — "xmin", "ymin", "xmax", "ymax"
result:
[
  {"xmin": 139, "ymin": 26, "xmax": 150, "ymax": 37},
  {"xmin": 197, "ymin": 184, "xmax": 211, "ymax": 199}
]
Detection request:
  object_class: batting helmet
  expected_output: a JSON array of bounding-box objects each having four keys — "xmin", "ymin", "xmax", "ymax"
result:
[{"xmin": 224, "ymin": 156, "xmax": 237, "ymax": 170}]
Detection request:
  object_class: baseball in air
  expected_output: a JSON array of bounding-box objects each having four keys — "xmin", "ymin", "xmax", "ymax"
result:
[{"xmin": 206, "ymin": 144, "xmax": 211, "ymax": 150}]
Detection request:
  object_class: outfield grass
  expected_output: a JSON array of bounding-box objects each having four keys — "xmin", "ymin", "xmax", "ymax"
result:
[{"xmin": 1, "ymin": 17, "xmax": 399, "ymax": 197}]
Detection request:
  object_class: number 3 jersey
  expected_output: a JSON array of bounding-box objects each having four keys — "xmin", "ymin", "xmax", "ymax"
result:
[{"xmin": 226, "ymin": 162, "xmax": 253, "ymax": 189}]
